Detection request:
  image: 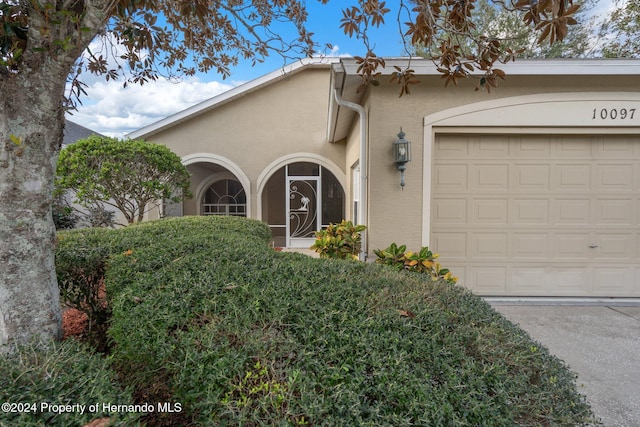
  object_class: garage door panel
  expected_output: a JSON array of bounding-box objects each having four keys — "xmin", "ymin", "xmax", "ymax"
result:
[
  {"xmin": 512, "ymin": 164, "xmax": 550, "ymax": 191},
  {"xmin": 594, "ymin": 164, "xmax": 635, "ymax": 192},
  {"xmin": 471, "ymin": 233, "xmax": 508, "ymax": 259},
  {"xmin": 430, "ymin": 232, "xmax": 467, "ymax": 259},
  {"xmin": 471, "ymin": 137, "xmax": 510, "ymax": 158},
  {"xmin": 552, "ymin": 199, "xmax": 591, "ymax": 225},
  {"xmin": 553, "ymin": 164, "xmax": 591, "ymax": 191},
  {"xmin": 471, "ymin": 199, "xmax": 509, "ymax": 224},
  {"xmin": 512, "ymin": 138, "xmax": 551, "ymax": 159},
  {"xmin": 594, "ymin": 198, "xmax": 634, "ymax": 225},
  {"xmin": 512, "ymin": 233, "xmax": 549, "ymax": 259},
  {"xmin": 432, "ymin": 198, "xmax": 467, "ymax": 225},
  {"xmin": 552, "ymin": 267, "xmax": 591, "ymax": 295},
  {"xmin": 432, "ymin": 134, "xmax": 639, "ymax": 297},
  {"xmin": 554, "ymin": 233, "xmax": 592, "ymax": 259},
  {"xmin": 471, "ymin": 164, "xmax": 509, "ymax": 191},
  {"xmin": 509, "ymin": 267, "xmax": 549, "ymax": 295},
  {"xmin": 595, "ymin": 233, "xmax": 636, "ymax": 259},
  {"xmin": 593, "ymin": 267, "xmax": 635, "ymax": 295},
  {"xmin": 433, "ymin": 164, "xmax": 467, "ymax": 191},
  {"xmin": 512, "ymin": 199, "xmax": 550, "ymax": 225},
  {"xmin": 593, "ymin": 137, "xmax": 636, "ymax": 159},
  {"xmin": 471, "ymin": 266, "xmax": 507, "ymax": 294},
  {"xmin": 554, "ymin": 138, "xmax": 591, "ymax": 158},
  {"xmin": 433, "ymin": 139, "xmax": 469, "ymax": 159}
]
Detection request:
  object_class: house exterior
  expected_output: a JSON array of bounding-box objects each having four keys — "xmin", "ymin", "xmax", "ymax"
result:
[{"xmin": 129, "ymin": 57, "xmax": 640, "ymax": 298}]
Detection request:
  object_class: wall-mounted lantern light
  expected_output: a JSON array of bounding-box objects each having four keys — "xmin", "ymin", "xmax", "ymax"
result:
[{"xmin": 393, "ymin": 128, "xmax": 411, "ymax": 189}]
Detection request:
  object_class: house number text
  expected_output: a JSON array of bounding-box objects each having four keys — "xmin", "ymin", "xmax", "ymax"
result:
[{"xmin": 592, "ymin": 108, "xmax": 636, "ymax": 120}]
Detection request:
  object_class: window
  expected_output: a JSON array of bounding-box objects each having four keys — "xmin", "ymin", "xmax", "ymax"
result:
[
  {"xmin": 201, "ymin": 179, "xmax": 246, "ymax": 217},
  {"xmin": 352, "ymin": 163, "xmax": 360, "ymax": 223}
]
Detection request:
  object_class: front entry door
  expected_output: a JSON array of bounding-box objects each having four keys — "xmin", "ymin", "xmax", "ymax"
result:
[{"xmin": 286, "ymin": 176, "xmax": 321, "ymax": 248}]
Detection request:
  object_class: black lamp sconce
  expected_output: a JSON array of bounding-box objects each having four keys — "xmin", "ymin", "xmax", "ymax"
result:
[{"xmin": 393, "ymin": 128, "xmax": 411, "ymax": 189}]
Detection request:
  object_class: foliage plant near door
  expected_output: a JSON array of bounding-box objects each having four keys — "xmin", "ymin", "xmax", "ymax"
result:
[
  {"xmin": 375, "ymin": 243, "xmax": 458, "ymax": 284},
  {"xmin": 310, "ymin": 220, "xmax": 366, "ymax": 260}
]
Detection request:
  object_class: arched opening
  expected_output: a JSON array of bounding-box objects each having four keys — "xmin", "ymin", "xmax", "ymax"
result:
[
  {"xmin": 261, "ymin": 161, "xmax": 345, "ymax": 247},
  {"xmin": 170, "ymin": 154, "xmax": 251, "ymax": 218}
]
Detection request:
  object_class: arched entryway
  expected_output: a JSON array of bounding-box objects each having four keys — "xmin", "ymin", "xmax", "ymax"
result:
[
  {"xmin": 171, "ymin": 153, "xmax": 250, "ymax": 218},
  {"xmin": 200, "ymin": 177, "xmax": 246, "ymax": 217},
  {"xmin": 259, "ymin": 158, "xmax": 345, "ymax": 248}
]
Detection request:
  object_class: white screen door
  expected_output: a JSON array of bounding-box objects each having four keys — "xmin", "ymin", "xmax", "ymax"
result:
[{"xmin": 286, "ymin": 176, "xmax": 321, "ymax": 248}]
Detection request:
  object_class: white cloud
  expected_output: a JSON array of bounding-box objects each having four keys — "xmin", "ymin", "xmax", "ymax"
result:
[
  {"xmin": 67, "ymin": 33, "xmax": 238, "ymax": 138},
  {"xmin": 591, "ymin": 0, "xmax": 625, "ymax": 16},
  {"xmin": 67, "ymin": 76, "xmax": 235, "ymax": 138},
  {"xmin": 325, "ymin": 44, "xmax": 352, "ymax": 58}
]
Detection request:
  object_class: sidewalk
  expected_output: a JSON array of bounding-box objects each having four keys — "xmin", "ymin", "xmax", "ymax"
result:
[{"xmin": 278, "ymin": 248, "xmax": 320, "ymax": 258}]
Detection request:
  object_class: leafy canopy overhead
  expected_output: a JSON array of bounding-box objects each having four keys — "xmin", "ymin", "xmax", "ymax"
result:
[
  {"xmin": 1, "ymin": 0, "xmax": 580, "ymax": 101},
  {"xmin": 55, "ymin": 136, "xmax": 192, "ymax": 225},
  {"xmin": 412, "ymin": 0, "xmax": 597, "ymax": 64},
  {"xmin": 339, "ymin": 0, "xmax": 581, "ymax": 94},
  {"xmin": 602, "ymin": 0, "xmax": 640, "ymax": 58}
]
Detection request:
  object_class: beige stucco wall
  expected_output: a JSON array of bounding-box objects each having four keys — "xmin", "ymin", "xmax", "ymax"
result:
[
  {"xmin": 145, "ymin": 66, "xmax": 346, "ymax": 219},
  {"xmin": 342, "ymin": 93, "xmax": 370, "ymax": 223},
  {"xmin": 363, "ymin": 73, "xmax": 640, "ymax": 255}
]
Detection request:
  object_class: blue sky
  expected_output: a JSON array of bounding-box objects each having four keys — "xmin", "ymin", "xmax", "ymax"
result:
[
  {"xmin": 222, "ymin": 0, "xmax": 410, "ymax": 82},
  {"xmin": 67, "ymin": 0, "xmax": 619, "ymax": 138}
]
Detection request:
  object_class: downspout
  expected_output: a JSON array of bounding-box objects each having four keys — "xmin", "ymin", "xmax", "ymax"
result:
[{"xmin": 333, "ymin": 88, "xmax": 368, "ymax": 261}]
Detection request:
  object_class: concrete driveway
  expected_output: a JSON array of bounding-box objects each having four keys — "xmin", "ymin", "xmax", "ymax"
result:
[{"xmin": 491, "ymin": 303, "xmax": 640, "ymax": 427}]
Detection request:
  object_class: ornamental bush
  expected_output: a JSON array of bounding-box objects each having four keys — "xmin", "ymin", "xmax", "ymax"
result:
[
  {"xmin": 55, "ymin": 136, "xmax": 192, "ymax": 225},
  {"xmin": 375, "ymin": 242, "xmax": 458, "ymax": 284},
  {"xmin": 310, "ymin": 219, "xmax": 366, "ymax": 260}
]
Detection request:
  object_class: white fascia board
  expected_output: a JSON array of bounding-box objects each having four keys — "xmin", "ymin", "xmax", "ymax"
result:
[
  {"xmin": 128, "ymin": 57, "xmax": 341, "ymax": 139},
  {"xmin": 339, "ymin": 57, "xmax": 640, "ymax": 77},
  {"xmin": 326, "ymin": 62, "xmax": 348, "ymax": 143}
]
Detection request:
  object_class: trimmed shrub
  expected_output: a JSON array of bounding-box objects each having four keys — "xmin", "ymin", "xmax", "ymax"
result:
[
  {"xmin": 375, "ymin": 242, "xmax": 458, "ymax": 284},
  {"xmin": 310, "ymin": 220, "xmax": 366, "ymax": 260},
  {"xmin": 55, "ymin": 216, "xmax": 596, "ymax": 426},
  {"xmin": 0, "ymin": 340, "xmax": 141, "ymax": 426}
]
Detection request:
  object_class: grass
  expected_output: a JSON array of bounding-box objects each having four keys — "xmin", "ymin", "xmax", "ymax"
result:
[{"xmin": 3, "ymin": 216, "xmax": 597, "ymax": 426}]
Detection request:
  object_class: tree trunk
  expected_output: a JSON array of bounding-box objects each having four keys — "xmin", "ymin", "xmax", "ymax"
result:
[
  {"xmin": 0, "ymin": 69, "xmax": 68, "ymax": 352},
  {"xmin": 0, "ymin": 1, "xmax": 108, "ymax": 353}
]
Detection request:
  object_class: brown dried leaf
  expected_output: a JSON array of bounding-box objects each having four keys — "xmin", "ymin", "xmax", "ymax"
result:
[{"xmin": 398, "ymin": 309, "xmax": 416, "ymax": 318}]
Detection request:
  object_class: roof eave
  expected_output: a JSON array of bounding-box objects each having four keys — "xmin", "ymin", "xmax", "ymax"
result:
[{"xmin": 339, "ymin": 57, "xmax": 640, "ymax": 77}]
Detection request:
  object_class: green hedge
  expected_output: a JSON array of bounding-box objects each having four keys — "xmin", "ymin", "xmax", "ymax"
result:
[
  {"xmin": 52, "ymin": 216, "xmax": 596, "ymax": 426},
  {"xmin": 0, "ymin": 340, "xmax": 141, "ymax": 426}
]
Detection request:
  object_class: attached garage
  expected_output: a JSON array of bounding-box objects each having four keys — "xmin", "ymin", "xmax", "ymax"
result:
[
  {"xmin": 424, "ymin": 93, "xmax": 640, "ymax": 297},
  {"xmin": 431, "ymin": 133, "xmax": 640, "ymax": 296}
]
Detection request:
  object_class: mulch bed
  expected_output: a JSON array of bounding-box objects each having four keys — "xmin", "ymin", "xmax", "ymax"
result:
[{"xmin": 62, "ymin": 307, "xmax": 89, "ymax": 339}]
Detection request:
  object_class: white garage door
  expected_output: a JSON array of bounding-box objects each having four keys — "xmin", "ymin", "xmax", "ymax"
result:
[{"xmin": 431, "ymin": 134, "xmax": 640, "ymax": 297}]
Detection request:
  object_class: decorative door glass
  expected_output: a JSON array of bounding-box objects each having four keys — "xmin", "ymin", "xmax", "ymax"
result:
[{"xmin": 287, "ymin": 176, "xmax": 320, "ymax": 247}]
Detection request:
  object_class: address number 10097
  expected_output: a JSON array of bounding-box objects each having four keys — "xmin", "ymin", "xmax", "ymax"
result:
[{"xmin": 592, "ymin": 108, "xmax": 636, "ymax": 120}]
